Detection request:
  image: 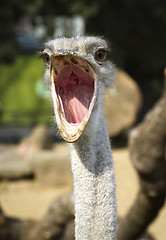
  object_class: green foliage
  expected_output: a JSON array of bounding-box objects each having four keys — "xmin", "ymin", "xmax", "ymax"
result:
[
  {"xmin": 0, "ymin": 56, "xmax": 52, "ymax": 125},
  {"xmin": 0, "ymin": 0, "xmax": 165, "ymax": 122}
]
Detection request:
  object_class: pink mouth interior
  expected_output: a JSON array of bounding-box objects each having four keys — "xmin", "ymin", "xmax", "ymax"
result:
[{"xmin": 54, "ymin": 65, "xmax": 94, "ymax": 125}]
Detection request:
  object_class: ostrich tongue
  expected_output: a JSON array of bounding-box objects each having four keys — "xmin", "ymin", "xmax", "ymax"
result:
[{"xmin": 54, "ymin": 65, "xmax": 94, "ymax": 125}]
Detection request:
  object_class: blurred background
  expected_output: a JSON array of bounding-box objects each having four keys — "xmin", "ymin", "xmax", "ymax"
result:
[
  {"xmin": 0, "ymin": 0, "xmax": 166, "ymax": 142},
  {"xmin": 0, "ymin": 1, "xmax": 166, "ymax": 240}
]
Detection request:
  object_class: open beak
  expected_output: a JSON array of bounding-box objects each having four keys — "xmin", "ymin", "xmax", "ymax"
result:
[{"xmin": 51, "ymin": 53, "xmax": 97, "ymax": 142}]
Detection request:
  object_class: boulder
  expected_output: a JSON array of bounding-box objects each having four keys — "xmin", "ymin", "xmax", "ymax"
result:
[
  {"xmin": 30, "ymin": 143, "xmax": 73, "ymax": 186},
  {"xmin": 105, "ymin": 69, "xmax": 142, "ymax": 137},
  {"xmin": 0, "ymin": 147, "xmax": 33, "ymax": 180},
  {"xmin": 17, "ymin": 124, "xmax": 53, "ymax": 157}
]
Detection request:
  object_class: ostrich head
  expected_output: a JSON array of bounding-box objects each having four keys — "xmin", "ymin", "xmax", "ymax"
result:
[{"xmin": 40, "ymin": 36, "xmax": 115, "ymax": 142}]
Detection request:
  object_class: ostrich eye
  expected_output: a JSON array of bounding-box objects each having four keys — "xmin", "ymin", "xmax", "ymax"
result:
[
  {"xmin": 42, "ymin": 54, "xmax": 50, "ymax": 66},
  {"xmin": 94, "ymin": 49, "xmax": 107, "ymax": 63}
]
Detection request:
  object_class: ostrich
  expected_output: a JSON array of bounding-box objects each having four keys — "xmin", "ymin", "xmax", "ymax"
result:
[{"xmin": 39, "ymin": 36, "xmax": 117, "ymax": 240}]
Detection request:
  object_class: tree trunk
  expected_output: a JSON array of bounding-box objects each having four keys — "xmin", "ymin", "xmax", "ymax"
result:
[
  {"xmin": 0, "ymin": 194, "xmax": 74, "ymax": 240},
  {"xmin": 117, "ymin": 69, "xmax": 166, "ymax": 240}
]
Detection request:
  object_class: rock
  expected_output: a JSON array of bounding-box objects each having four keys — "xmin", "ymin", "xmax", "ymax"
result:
[
  {"xmin": 17, "ymin": 124, "xmax": 53, "ymax": 157},
  {"xmin": 0, "ymin": 149, "xmax": 33, "ymax": 180},
  {"xmin": 0, "ymin": 142, "xmax": 72, "ymax": 184},
  {"xmin": 30, "ymin": 144, "xmax": 73, "ymax": 186},
  {"xmin": 105, "ymin": 69, "xmax": 142, "ymax": 137}
]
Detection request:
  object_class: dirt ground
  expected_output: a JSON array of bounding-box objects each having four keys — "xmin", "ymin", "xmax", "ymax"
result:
[{"xmin": 0, "ymin": 146, "xmax": 165, "ymax": 239}]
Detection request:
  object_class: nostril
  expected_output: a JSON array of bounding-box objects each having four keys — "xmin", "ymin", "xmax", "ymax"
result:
[
  {"xmin": 70, "ymin": 57, "xmax": 78, "ymax": 64},
  {"xmin": 59, "ymin": 87, "xmax": 64, "ymax": 93}
]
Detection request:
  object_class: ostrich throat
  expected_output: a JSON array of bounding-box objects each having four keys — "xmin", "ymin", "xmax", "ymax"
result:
[{"xmin": 70, "ymin": 109, "xmax": 116, "ymax": 240}]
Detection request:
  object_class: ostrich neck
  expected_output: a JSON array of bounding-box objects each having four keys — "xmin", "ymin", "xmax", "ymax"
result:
[{"xmin": 69, "ymin": 109, "xmax": 117, "ymax": 240}]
